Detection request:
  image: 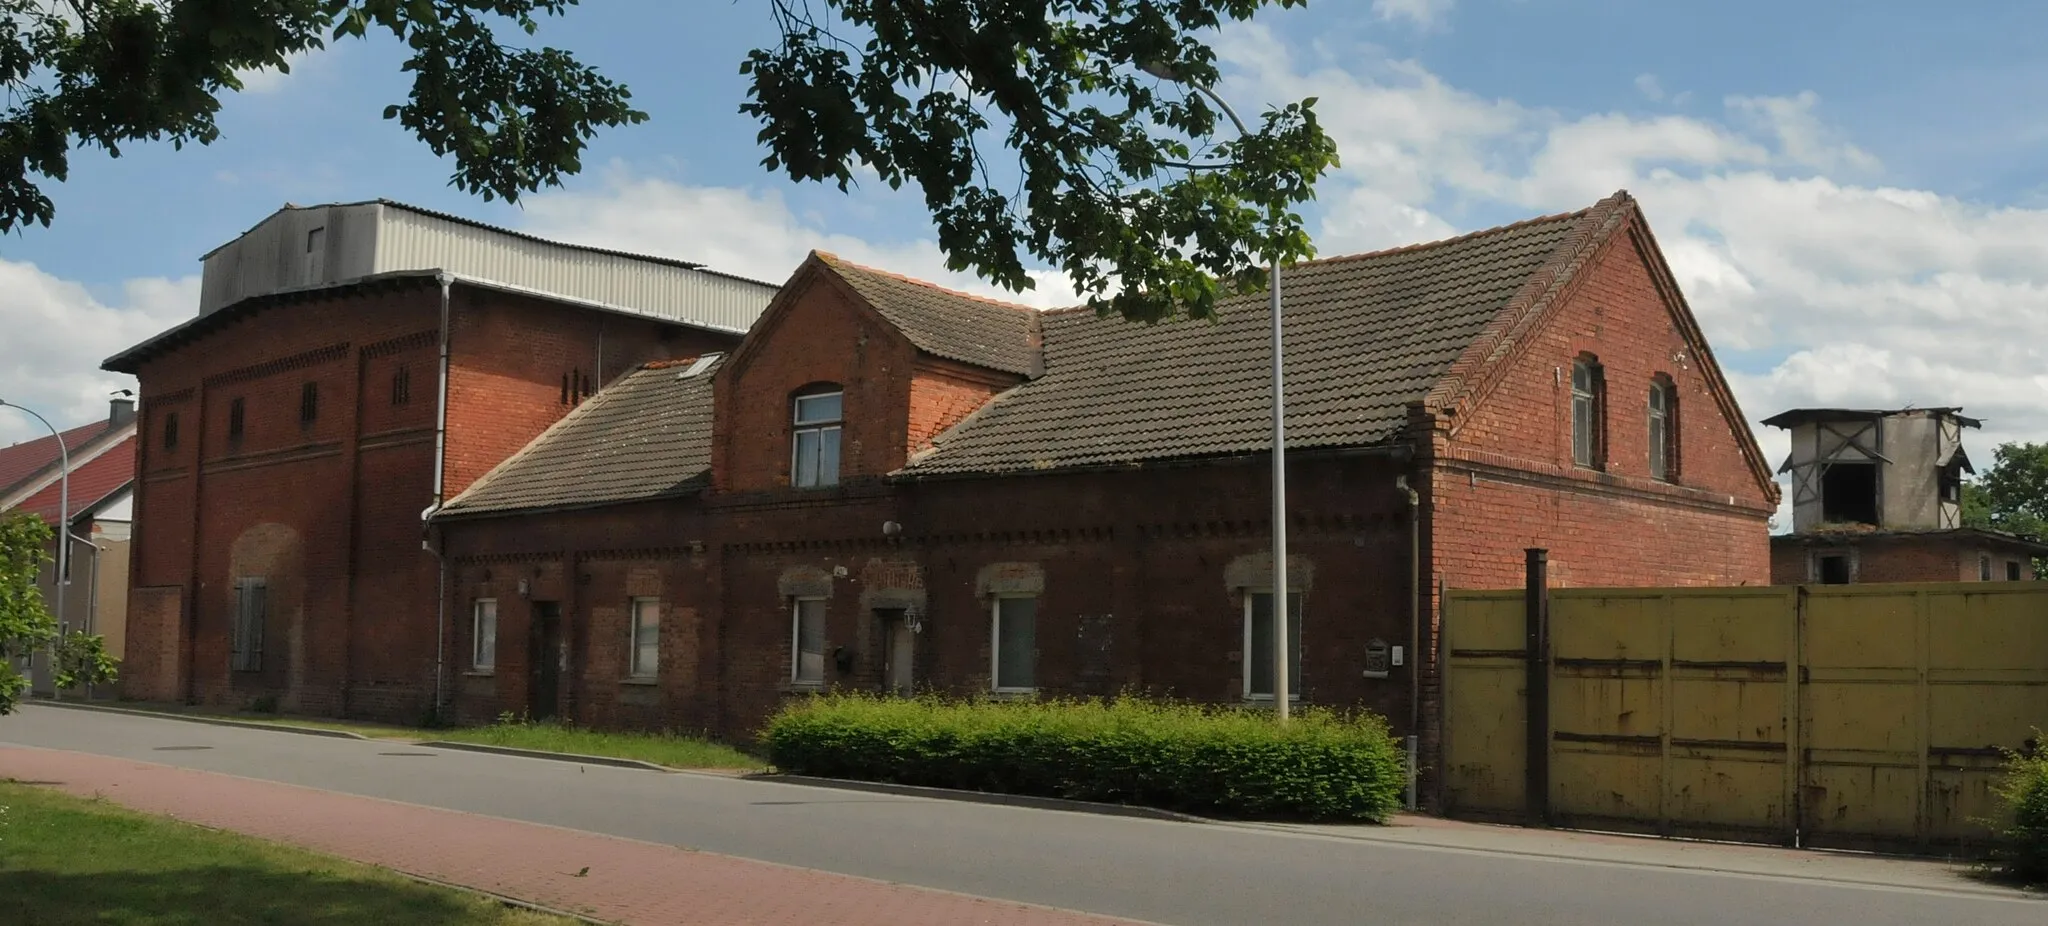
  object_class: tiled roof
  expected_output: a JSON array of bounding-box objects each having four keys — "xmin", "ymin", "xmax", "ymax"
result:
[
  {"xmin": 12, "ymin": 436, "xmax": 135, "ymax": 527},
  {"xmin": 820, "ymin": 255, "xmax": 1043, "ymax": 376},
  {"xmin": 900, "ymin": 202, "xmax": 1601, "ymax": 476},
  {"xmin": 0, "ymin": 420, "xmax": 116, "ymax": 496},
  {"xmin": 438, "ymin": 357, "xmax": 722, "ymax": 518}
]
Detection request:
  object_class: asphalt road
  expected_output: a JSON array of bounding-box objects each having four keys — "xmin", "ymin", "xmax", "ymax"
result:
[{"xmin": 3, "ymin": 705, "xmax": 2039, "ymax": 926}]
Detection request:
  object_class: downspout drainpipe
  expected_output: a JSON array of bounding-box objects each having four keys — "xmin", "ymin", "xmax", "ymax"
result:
[
  {"xmin": 423, "ymin": 273, "xmax": 454, "ymax": 722},
  {"xmin": 1397, "ymin": 475, "xmax": 1422, "ymax": 812}
]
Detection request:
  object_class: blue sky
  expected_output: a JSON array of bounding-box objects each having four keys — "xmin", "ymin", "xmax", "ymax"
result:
[{"xmin": 5, "ymin": 0, "xmax": 2048, "ymax": 527}]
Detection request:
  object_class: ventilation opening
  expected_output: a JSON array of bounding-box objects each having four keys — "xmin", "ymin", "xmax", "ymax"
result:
[
  {"xmin": 1817, "ymin": 555, "xmax": 1851, "ymax": 585},
  {"xmin": 1820, "ymin": 462, "xmax": 1878, "ymax": 525}
]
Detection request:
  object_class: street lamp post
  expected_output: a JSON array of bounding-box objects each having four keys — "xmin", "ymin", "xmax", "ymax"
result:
[
  {"xmin": 1, "ymin": 400, "xmax": 70, "ymax": 686},
  {"xmin": 1138, "ymin": 64, "xmax": 1290, "ymax": 720}
]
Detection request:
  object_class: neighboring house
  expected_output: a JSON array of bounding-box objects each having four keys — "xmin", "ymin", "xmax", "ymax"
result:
[
  {"xmin": 104, "ymin": 200, "xmax": 777, "ymax": 718},
  {"xmin": 428, "ymin": 190, "xmax": 1781, "ymax": 777},
  {"xmin": 1766, "ymin": 407, "xmax": 2045, "ymax": 584},
  {"xmin": 0, "ymin": 398, "xmax": 139, "ymax": 694}
]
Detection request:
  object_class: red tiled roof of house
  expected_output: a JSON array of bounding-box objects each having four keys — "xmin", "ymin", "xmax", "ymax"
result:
[
  {"xmin": 0, "ymin": 420, "xmax": 116, "ymax": 496},
  {"xmin": 12, "ymin": 435, "xmax": 136, "ymax": 527}
]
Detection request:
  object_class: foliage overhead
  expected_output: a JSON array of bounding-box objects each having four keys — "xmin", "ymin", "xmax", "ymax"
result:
[
  {"xmin": 0, "ymin": 0, "xmax": 645, "ymax": 235},
  {"xmin": 745, "ymin": 0, "xmax": 1339, "ymax": 323},
  {"xmin": 1962, "ymin": 441, "xmax": 2048, "ymax": 575},
  {"xmin": 0, "ymin": 511, "xmax": 117, "ymax": 713}
]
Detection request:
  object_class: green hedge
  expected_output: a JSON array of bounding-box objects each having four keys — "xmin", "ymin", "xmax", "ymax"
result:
[
  {"xmin": 760, "ymin": 694, "xmax": 1407, "ymax": 822},
  {"xmin": 1996, "ymin": 737, "xmax": 2048, "ymax": 884}
]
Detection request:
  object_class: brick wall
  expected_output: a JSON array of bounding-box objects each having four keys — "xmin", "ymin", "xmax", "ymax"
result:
[
  {"xmin": 907, "ymin": 358, "xmax": 1015, "ymax": 456},
  {"xmin": 442, "ymin": 456, "xmax": 1424, "ymax": 744},
  {"xmin": 123, "ymin": 279, "xmax": 738, "ymax": 723},
  {"xmin": 1414, "ymin": 219, "xmax": 1776, "ymax": 809},
  {"xmin": 1772, "ymin": 535, "xmax": 2041, "ymax": 584},
  {"xmin": 715, "ymin": 272, "xmax": 923, "ymax": 492}
]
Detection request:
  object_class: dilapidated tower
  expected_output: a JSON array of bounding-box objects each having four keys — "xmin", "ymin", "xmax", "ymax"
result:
[
  {"xmin": 1765, "ymin": 407, "xmax": 2042, "ymax": 584},
  {"xmin": 1765, "ymin": 407, "xmax": 1977, "ymax": 532}
]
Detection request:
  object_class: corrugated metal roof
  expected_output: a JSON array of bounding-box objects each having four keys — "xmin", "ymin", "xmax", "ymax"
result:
[{"xmin": 437, "ymin": 356, "xmax": 722, "ymax": 517}]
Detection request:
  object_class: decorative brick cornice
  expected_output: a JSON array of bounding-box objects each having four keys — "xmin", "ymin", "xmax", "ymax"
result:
[{"xmin": 204, "ymin": 343, "xmax": 350, "ymax": 387}]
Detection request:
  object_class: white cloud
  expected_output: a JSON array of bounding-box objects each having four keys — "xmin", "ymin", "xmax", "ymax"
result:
[
  {"xmin": 233, "ymin": 50, "xmax": 317, "ymax": 95},
  {"xmin": 518, "ymin": 165, "xmax": 1082, "ymax": 308},
  {"xmin": 1636, "ymin": 74, "xmax": 1666, "ymax": 103},
  {"xmin": 1372, "ymin": 0, "xmax": 1455, "ymax": 29},
  {"xmin": 0, "ymin": 261, "xmax": 196, "ymax": 445}
]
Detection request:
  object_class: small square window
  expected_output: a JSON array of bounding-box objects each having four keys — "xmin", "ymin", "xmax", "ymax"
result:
[
  {"xmin": 629, "ymin": 598, "xmax": 660, "ymax": 678},
  {"xmin": 1816, "ymin": 554, "xmax": 1851, "ymax": 585}
]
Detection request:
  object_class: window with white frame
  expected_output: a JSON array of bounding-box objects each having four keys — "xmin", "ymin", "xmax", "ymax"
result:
[
  {"xmin": 791, "ymin": 390, "xmax": 844, "ymax": 488},
  {"xmin": 471, "ymin": 599, "xmax": 498, "ymax": 671},
  {"xmin": 231, "ymin": 577, "xmax": 267, "ymax": 672},
  {"xmin": 792, "ymin": 597, "xmax": 827, "ymax": 684},
  {"xmin": 1243, "ymin": 590, "xmax": 1302, "ymax": 700},
  {"xmin": 629, "ymin": 598, "xmax": 660, "ymax": 678},
  {"xmin": 991, "ymin": 596, "xmax": 1038, "ymax": 692}
]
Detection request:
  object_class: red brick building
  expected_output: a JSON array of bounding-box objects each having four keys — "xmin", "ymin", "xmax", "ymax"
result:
[
  {"xmin": 428, "ymin": 191, "xmax": 1780, "ymax": 770},
  {"xmin": 105, "ymin": 201, "xmax": 775, "ymax": 720}
]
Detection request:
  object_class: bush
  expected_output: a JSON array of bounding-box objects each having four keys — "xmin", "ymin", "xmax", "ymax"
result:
[
  {"xmin": 1995, "ymin": 735, "xmax": 2048, "ymax": 884},
  {"xmin": 761, "ymin": 694, "xmax": 1406, "ymax": 822}
]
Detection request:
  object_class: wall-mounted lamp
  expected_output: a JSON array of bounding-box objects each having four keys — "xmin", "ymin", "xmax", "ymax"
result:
[{"xmin": 882, "ymin": 520, "xmax": 903, "ymax": 537}]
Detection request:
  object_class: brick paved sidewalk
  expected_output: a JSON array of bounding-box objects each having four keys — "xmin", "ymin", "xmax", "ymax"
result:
[{"xmin": 0, "ymin": 745, "xmax": 1156, "ymax": 926}]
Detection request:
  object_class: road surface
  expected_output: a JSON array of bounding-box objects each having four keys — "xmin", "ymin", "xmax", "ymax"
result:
[{"xmin": 2, "ymin": 705, "xmax": 2038, "ymax": 925}]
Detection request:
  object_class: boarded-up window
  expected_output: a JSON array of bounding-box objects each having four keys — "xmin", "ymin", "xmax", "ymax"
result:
[{"xmin": 231, "ymin": 577, "xmax": 267, "ymax": 672}]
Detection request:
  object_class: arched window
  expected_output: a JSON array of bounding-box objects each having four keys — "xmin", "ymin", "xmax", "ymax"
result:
[
  {"xmin": 1649, "ymin": 375, "xmax": 1678, "ymax": 482},
  {"xmin": 791, "ymin": 386, "xmax": 844, "ymax": 488},
  {"xmin": 1571, "ymin": 356, "xmax": 1605, "ymax": 469}
]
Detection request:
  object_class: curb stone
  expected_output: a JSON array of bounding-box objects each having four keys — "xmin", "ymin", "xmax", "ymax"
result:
[
  {"xmin": 27, "ymin": 699, "xmax": 370, "ymax": 740},
  {"xmin": 747, "ymin": 773, "xmax": 1214, "ymax": 824},
  {"xmin": 417, "ymin": 740, "xmax": 674, "ymax": 772}
]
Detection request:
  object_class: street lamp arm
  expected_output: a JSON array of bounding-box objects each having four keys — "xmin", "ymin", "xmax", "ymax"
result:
[
  {"xmin": 1190, "ymin": 84, "xmax": 1253, "ymax": 138},
  {"xmin": 0, "ymin": 399, "xmax": 72, "ymax": 655}
]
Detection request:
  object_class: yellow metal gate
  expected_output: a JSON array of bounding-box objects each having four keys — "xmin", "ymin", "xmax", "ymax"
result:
[{"xmin": 1442, "ymin": 580, "xmax": 2048, "ymax": 851}]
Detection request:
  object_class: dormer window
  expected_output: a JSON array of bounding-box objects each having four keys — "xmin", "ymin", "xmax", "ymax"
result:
[{"xmin": 792, "ymin": 388, "xmax": 843, "ymax": 488}]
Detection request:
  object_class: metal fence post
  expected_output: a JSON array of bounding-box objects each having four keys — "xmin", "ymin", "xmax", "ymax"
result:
[{"xmin": 1525, "ymin": 548, "xmax": 1551, "ymax": 827}]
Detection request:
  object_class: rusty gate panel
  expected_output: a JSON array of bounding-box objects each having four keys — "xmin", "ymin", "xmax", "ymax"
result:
[
  {"xmin": 1548, "ymin": 591, "xmax": 1666, "ymax": 829},
  {"xmin": 1440, "ymin": 591, "xmax": 1528, "ymax": 820},
  {"xmin": 1804, "ymin": 584, "xmax": 2048, "ymax": 851},
  {"xmin": 1547, "ymin": 587, "xmax": 1797, "ymax": 843},
  {"xmin": 1442, "ymin": 579, "xmax": 2046, "ymax": 851}
]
